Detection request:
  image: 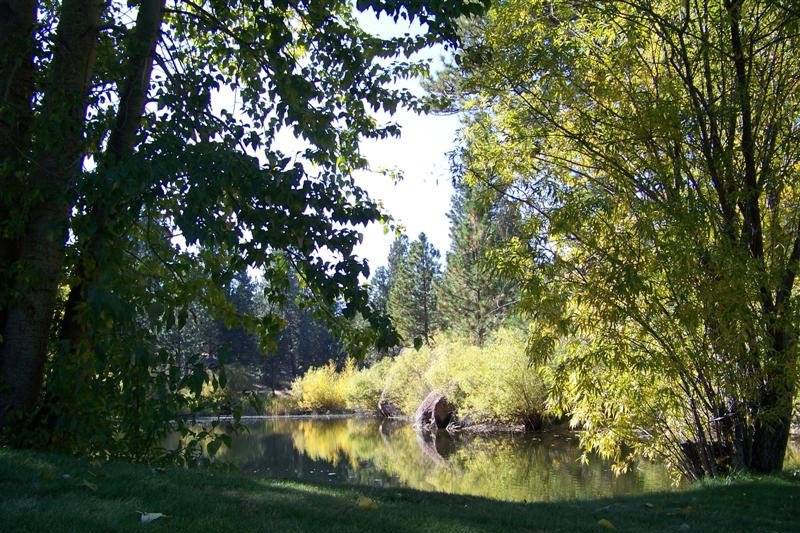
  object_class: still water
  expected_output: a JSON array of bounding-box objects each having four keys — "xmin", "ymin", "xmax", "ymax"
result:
[{"xmin": 210, "ymin": 417, "xmax": 680, "ymax": 502}]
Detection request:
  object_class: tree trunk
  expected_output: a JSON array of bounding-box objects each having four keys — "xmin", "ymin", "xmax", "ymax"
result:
[
  {"xmin": 750, "ymin": 339, "xmax": 796, "ymax": 473},
  {"xmin": 59, "ymin": 0, "xmax": 165, "ymax": 356},
  {"xmin": 0, "ymin": 0, "xmax": 37, "ymax": 345},
  {"xmin": 750, "ymin": 396, "xmax": 793, "ymax": 473},
  {"xmin": 0, "ymin": 0, "xmax": 103, "ymax": 426}
]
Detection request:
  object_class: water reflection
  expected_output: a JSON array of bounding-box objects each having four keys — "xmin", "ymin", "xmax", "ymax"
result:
[{"xmin": 213, "ymin": 418, "xmax": 680, "ymax": 502}]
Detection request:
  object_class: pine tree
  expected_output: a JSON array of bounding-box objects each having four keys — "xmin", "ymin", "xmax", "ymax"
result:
[
  {"xmin": 388, "ymin": 233, "xmax": 441, "ymax": 347},
  {"xmin": 368, "ymin": 234, "xmax": 408, "ymax": 312},
  {"xmin": 215, "ymin": 270, "xmax": 262, "ymax": 365},
  {"xmin": 438, "ymin": 184, "xmax": 519, "ymax": 345}
]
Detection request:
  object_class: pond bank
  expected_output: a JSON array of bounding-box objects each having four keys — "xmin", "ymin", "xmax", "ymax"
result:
[
  {"xmin": 195, "ymin": 408, "xmax": 550, "ymax": 435},
  {"xmin": 2, "ymin": 447, "xmax": 799, "ymax": 532}
]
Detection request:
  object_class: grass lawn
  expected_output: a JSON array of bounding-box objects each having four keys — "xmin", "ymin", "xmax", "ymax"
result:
[{"xmin": 1, "ymin": 447, "xmax": 798, "ymax": 532}]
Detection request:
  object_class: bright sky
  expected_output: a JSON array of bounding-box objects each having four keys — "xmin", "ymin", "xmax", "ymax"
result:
[
  {"xmin": 350, "ymin": 10, "xmax": 458, "ymax": 274},
  {"xmin": 353, "ymin": 108, "xmax": 457, "ymax": 273}
]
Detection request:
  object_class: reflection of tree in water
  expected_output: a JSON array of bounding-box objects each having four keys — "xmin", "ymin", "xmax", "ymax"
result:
[{"xmin": 218, "ymin": 418, "xmax": 677, "ymax": 502}]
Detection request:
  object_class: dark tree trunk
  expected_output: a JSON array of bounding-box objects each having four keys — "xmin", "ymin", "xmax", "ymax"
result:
[
  {"xmin": 750, "ymin": 349, "xmax": 796, "ymax": 473},
  {"xmin": 0, "ymin": 0, "xmax": 103, "ymax": 426},
  {"xmin": 0, "ymin": 0, "xmax": 37, "ymax": 345},
  {"xmin": 750, "ymin": 403, "xmax": 793, "ymax": 473},
  {"xmin": 59, "ymin": 0, "xmax": 165, "ymax": 356}
]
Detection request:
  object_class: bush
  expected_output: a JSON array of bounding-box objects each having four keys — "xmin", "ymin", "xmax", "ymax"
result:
[
  {"xmin": 290, "ymin": 327, "xmax": 550, "ymax": 428},
  {"xmin": 345, "ymin": 357, "xmax": 393, "ymax": 412},
  {"xmin": 291, "ymin": 360, "xmax": 355, "ymax": 412},
  {"xmin": 378, "ymin": 344, "xmax": 435, "ymax": 414},
  {"xmin": 451, "ymin": 328, "xmax": 547, "ymax": 428}
]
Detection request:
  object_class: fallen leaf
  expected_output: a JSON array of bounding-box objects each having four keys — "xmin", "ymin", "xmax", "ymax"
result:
[
  {"xmin": 139, "ymin": 512, "xmax": 167, "ymax": 524},
  {"xmin": 356, "ymin": 496, "xmax": 378, "ymax": 510},
  {"xmin": 597, "ymin": 518, "xmax": 616, "ymax": 530},
  {"xmin": 82, "ymin": 480, "xmax": 98, "ymax": 491},
  {"xmin": 644, "ymin": 502, "xmax": 655, "ymax": 509},
  {"xmin": 679, "ymin": 523, "xmax": 691, "ymax": 531}
]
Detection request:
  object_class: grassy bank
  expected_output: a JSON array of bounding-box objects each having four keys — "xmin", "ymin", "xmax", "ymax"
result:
[{"xmin": 1, "ymin": 447, "xmax": 798, "ymax": 532}]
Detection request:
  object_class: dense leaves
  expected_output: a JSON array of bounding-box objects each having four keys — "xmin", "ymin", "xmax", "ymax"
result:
[
  {"xmin": 437, "ymin": 182, "xmax": 520, "ymax": 345},
  {"xmin": 437, "ymin": 0, "xmax": 800, "ymax": 476},
  {"xmin": 0, "ymin": 0, "xmax": 488, "ymax": 461}
]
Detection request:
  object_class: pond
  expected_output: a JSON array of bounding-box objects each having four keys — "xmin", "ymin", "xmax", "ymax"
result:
[{"xmin": 206, "ymin": 417, "xmax": 681, "ymax": 503}]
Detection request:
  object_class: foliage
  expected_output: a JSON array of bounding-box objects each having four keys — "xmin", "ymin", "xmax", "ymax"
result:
[
  {"xmin": 290, "ymin": 360, "xmax": 356, "ymax": 412},
  {"xmin": 447, "ymin": 328, "xmax": 547, "ymax": 429},
  {"xmin": 436, "ymin": 0, "xmax": 800, "ymax": 476},
  {"xmin": 0, "ymin": 0, "xmax": 487, "ymax": 461},
  {"xmin": 344, "ymin": 357, "xmax": 394, "ymax": 413},
  {"xmin": 387, "ymin": 232, "xmax": 442, "ymax": 347},
  {"xmin": 377, "ymin": 340, "xmax": 436, "ymax": 413},
  {"xmin": 298, "ymin": 327, "xmax": 550, "ymax": 426},
  {"xmin": 437, "ymin": 182, "xmax": 521, "ymax": 345}
]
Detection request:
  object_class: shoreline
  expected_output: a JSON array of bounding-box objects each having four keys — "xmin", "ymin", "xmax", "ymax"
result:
[{"xmin": 187, "ymin": 412, "xmax": 572, "ymax": 437}]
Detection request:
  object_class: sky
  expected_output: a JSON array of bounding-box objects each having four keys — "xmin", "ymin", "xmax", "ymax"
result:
[
  {"xmin": 352, "ymin": 108, "xmax": 458, "ymax": 272},
  {"xmin": 349, "ymin": 10, "xmax": 459, "ymax": 274}
]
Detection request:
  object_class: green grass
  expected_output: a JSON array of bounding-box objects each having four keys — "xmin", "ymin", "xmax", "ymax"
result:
[{"xmin": 1, "ymin": 447, "xmax": 798, "ymax": 532}]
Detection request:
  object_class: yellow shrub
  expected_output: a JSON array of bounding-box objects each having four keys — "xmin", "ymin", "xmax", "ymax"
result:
[
  {"xmin": 453, "ymin": 328, "xmax": 547, "ymax": 427},
  {"xmin": 291, "ymin": 328, "xmax": 550, "ymax": 427},
  {"xmin": 378, "ymin": 345, "xmax": 434, "ymax": 414},
  {"xmin": 345, "ymin": 357, "xmax": 393, "ymax": 412},
  {"xmin": 380, "ymin": 328, "xmax": 548, "ymax": 425},
  {"xmin": 291, "ymin": 360, "xmax": 354, "ymax": 412}
]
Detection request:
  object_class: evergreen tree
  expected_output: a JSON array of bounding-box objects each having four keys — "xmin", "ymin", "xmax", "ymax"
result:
[
  {"xmin": 438, "ymin": 185, "xmax": 520, "ymax": 345},
  {"xmin": 368, "ymin": 234, "xmax": 408, "ymax": 312},
  {"xmin": 215, "ymin": 271, "xmax": 262, "ymax": 365},
  {"xmin": 368, "ymin": 267, "xmax": 391, "ymax": 313},
  {"xmin": 258, "ymin": 270, "xmax": 345, "ymax": 388},
  {"xmin": 388, "ymin": 233, "xmax": 441, "ymax": 347}
]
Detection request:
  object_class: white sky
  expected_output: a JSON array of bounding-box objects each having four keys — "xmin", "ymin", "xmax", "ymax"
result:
[{"xmin": 353, "ymin": 107, "xmax": 457, "ymax": 273}]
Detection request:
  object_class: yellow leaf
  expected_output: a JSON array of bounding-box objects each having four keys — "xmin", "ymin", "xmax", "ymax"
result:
[
  {"xmin": 356, "ymin": 496, "xmax": 378, "ymax": 510},
  {"xmin": 597, "ymin": 518, "xmax": 616, "ymax": 530}
]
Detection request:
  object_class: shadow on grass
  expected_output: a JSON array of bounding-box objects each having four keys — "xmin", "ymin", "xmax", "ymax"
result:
[{"xmin": 1, "ymin": 448, "xmax": 799, "ymax": 532}]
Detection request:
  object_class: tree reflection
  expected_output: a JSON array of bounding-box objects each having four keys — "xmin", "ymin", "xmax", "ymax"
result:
[{"xmin": 219, "ymin": 418, "xmax": 681, "ymax": 502}]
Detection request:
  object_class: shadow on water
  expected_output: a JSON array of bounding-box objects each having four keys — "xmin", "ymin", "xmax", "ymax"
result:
[{"xmin": 205, "ymin": 417, "xmax": 682, "ymax": 502}]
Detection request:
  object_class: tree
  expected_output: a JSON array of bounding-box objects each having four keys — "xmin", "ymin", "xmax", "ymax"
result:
[
  {"xmin": 438, "ymin": 182, "xmax": 520, "ymax": 345},
  {"xmin": 439, "ymin": 0, "xmax": 800, "ymax": 476},
  {"xmin": 0, "ymin": 0, "xmax": 488, "ymax": 458},
  {"xmin": 262, "ymin": 269, "xmax": 345, "ymax": 384},
  {"xmin": 369, "ymin": 234, "xmax": 408, "ymax": 312},
  {"xmin": 368, "ymin": 266, "xmax": 392, "ymax": 313},
  {"xmin": 388, "ymin": 233, "xmax": 442, "ymax": 346},
  {"xmin": 214, "ymin": 271, "xmax": 262, "ymax": 365}
]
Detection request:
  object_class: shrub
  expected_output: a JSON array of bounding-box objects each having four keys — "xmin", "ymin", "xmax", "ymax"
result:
[
  {"xmin": 379, "ymin": 344, "xmax": 435, "ymax": 414},
  {"xmin": 291, "ymin": 360, "xmax": 354, "ymax": 412},
  {"xmin": 291, "ymin": 327, "xmax": 550, "ymax": 428},
  {"xmin": 345, "ymin": 357, "xmax": 393, "ymax": 412},
  {"xmin": 453, "ymin": 328, "xmax": 547, "ymax": 428}
]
